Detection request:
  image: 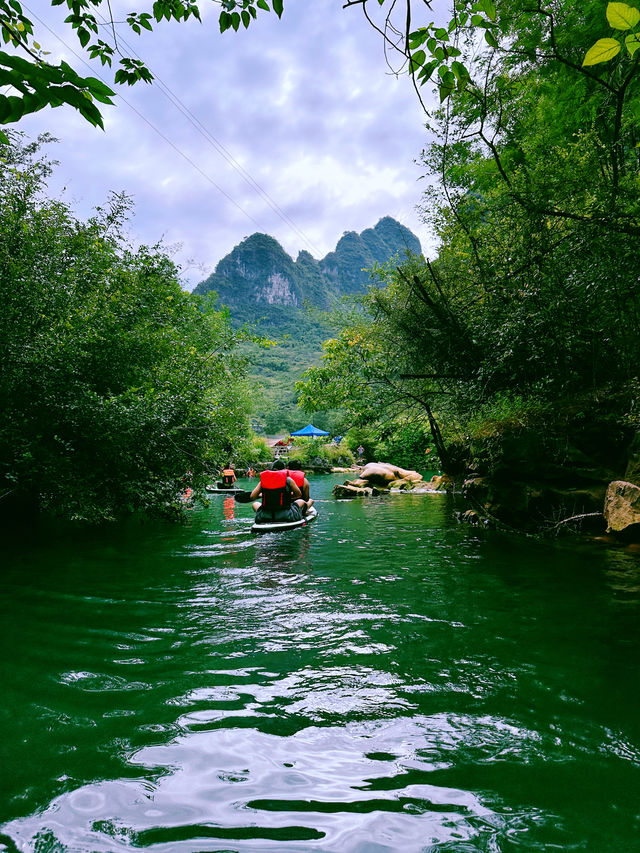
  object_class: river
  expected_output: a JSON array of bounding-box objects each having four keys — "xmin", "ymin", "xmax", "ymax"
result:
[{"xmin": 1, "ymin": 473, "xmax": 639, "ymax": 852}]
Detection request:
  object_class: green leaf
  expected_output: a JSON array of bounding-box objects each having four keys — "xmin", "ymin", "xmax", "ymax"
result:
[
  {"xmin": 257, "ymin": 0, "xmax": 269, "ymax": 9},
  {"xmin": 625, "ymin": 31, "xmax": 640, "ymax": 54},
  {"xmin": 408, "ymin": 28, "xmax": 428, "ymax": 49},
  {"xmin": 417, "ymin": 58, "xmax": 438, "ymax": 84},
  {"xmin": 273, "ymin": 0, "xmax": 284, "ymax": 18},
  {"xmin": 481, "ymin": 0, "xmax": 497, "ymax": 22},
  {"xmin": 451, "ymin": 59, "xmax": 470, "ymax": 81},
  {"xmin": 83, "ymin": 76, "xmax": 115, "ymax": 104},
  {"xmin": 439, "ymin": 81, "xmax": 455, "ymax": 102},
  {"xmin": 4, "ymin": 94, "xmax": 25, "ymax": 122},
  {"xmin": 0, "ymin": 95, "xmax": 13, "ymax": 122},
  {"xmin": 606, "ymin": 2, "xmax": 640, "ymax": 30},
  {"xmin": 485, "ymin": 29, "xmax": 499, "ymax": 48},
  {"xmin": 409, "ymin": 49, "xmax": 426, "ymax": 74},
  {"xmin": 582, "ymin": 37, "xmax": 621, "ymax": 65}
]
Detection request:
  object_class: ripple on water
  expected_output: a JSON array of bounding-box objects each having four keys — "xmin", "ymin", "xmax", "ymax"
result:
[
  {"xmin": 3, "ymin": 716, "xmax": 555, "ymax": 852},
  {"xmin": 2, "ymin": 477, "xmax": 638, "ymax": 851}
]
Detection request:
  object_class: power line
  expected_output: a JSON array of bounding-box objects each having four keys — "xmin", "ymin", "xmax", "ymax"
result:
[
  {"xmin": 22, "ymin": 4, "xmax": 273, "ymax": 233},
  {"xmin": 95, "ymin": 16, "xmax": 323, "ymax": 257}
]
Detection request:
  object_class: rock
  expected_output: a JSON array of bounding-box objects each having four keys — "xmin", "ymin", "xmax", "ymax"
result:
[
  {"xmin": 335, "ymin": 461, "xmax": 427, "ymax": 498},
  {"xmin": 429, "ymin": 474, "xmax": 449, "ymax": 491},
  {"xmin": 310, "ymin": 456, "xmax": 331, "ymax": 472},
  {"xmin": 333, "ymin": 484, "xmax": 379, "ymax": 498},
  {"xmin": 358, "ymin": 463, "xmax": 397, "ymax": 485},
  {"xmin": 462, "ymin": 509, "xmax": 480, "ymax": 525},
  {"xmin": 359, "ymin": 462, "xmax": 424, "ymax": 486},
  {"xmin": 604, "ymin": 480, "xmax": 640, "ymax": 532},
  {"xmin": 389, "ymin": 478, "xmax": 415, "ymax": 490}
]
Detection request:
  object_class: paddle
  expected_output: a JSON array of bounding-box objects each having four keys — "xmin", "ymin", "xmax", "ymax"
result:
[{"xmin": 234, "ymin": 490, "xmax": 254, "ymax": 504}]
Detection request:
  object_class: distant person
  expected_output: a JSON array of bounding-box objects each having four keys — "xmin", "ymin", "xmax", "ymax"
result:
[
  {"xmin": 357, "ymin": 444, "xmax": 365, "ymax": 460},
  {"xmin": 287, "ymin": 461, "xmax": 314, "ymax": 515},
  {"xmin": 249, "ymin": 459, "xmax": 305, "ymax": 523},
  {"xmin": 219, "ymin": 464, "xmax": 237, "ymax": 489},
  {"xmin": 245, "ymin": 466, "xmax": 257, "ymax": 478}
]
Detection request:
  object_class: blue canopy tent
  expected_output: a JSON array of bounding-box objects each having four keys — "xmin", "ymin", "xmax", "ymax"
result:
[{"xmin": 290, "ymin": 424, "xmax": 329, "ymax": 437}]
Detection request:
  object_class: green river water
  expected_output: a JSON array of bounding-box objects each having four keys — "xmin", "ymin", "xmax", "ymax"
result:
[{"xmin": 1, "ymin": 473, "xmax": 639, "ymax": 852}]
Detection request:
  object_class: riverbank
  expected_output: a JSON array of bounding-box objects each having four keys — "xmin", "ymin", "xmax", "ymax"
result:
[{"xmin": 447, "ymin": 407, "xmax": 640, "ymax": 539}]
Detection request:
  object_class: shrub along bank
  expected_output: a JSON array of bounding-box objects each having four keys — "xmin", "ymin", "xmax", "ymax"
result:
[{"xmin": 0, "ymin": 135, "xmax": 254, "ymax": 523}]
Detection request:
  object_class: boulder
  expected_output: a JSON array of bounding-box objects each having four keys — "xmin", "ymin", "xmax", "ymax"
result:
[
  {"xmin": 358, "ymin": 463, "xmax": 397, "ymax": 485},
  {"xmin": 333, "ymin": 484, "xmax": 380, "ymax": 498},
  {"xmin": 429, "ymin": 474, "xmax": 450, "ymax": 491},
  {"xmin": 359, "ymin": 462, "xmax": 424, "ymax": 486},
  {"xmin": 604, "ymin": 480, "xmax": 640, "ymax": 532},
  {"xmin": 334, "ymin": 461, "xmax": 427, "ymax": 498},
  {"xmin": 389, "ymin": 478, "xmax": 415, "ymax": 490}
]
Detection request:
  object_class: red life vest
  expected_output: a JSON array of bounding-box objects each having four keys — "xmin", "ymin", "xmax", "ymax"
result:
[
  {"xmin": 222, "ymin": 468, "xmax": 235, "ymax": 485},
  {"xmin": 287, "ymin": 469, "xmax": 305, "ymax": 488},
  {"xmin": 260, "ymin": 469, "xmax": 291, "ymax": 511}
]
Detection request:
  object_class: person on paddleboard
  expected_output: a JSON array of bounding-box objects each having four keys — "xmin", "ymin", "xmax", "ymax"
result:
[
  {"xmin": 249, "ymin": 459, "xmax": 305, "ymax": 523},
  {"xmin": 286, "ymin": 461, "xmax": 314, "ymax": 516},
  {"xmin": 219, "ymin": 464, "xmax": 237, "ymax": 489}
]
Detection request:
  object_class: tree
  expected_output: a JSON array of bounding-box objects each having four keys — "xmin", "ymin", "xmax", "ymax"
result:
[
  {"xmin": 297, "ymin": 280, "xmax": 455, "ymax": 467},
  {"xmin": 0, "ymin": 133, "xmax": 254, "ymax": 521},
  {"xmin": 298, "ymin": 0, "xmax": 640, "ymax": 471},
  {"xmin": 0, "ymin": 0, "xmax": 284, "ymax": 135},
  {"xmin": 0, "ymin": 0, "xmax": 515, "ymax": 135}
]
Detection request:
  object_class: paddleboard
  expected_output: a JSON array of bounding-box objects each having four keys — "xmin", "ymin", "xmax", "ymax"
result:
[
  {"xmin": 205, "ymin": 484, "xmax": 244, "ymax": 494},
  {"xmin": 251, "ymin": 505, "xmax": 318, "ymax": 533}
]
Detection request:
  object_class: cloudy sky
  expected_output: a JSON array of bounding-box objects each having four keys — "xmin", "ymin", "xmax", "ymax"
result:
[{"xmin": 18, "ymin": 0, "xmax": 438, "ymax": 289}]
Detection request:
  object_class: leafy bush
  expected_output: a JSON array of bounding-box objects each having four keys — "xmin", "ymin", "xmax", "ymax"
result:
[
  {"xmin": 288, "ymin": 438, "xmax": 354, "ymax": 468},
  {"xmin": 463, "ymin": 394, "xmax": 551, "ymax": 439},
  {"xmin": 236, "ymin": 435, "xmax": 273, "ymax": 468},
  {"xmin": 373, "ymin": 423, "xmax": 440, "ymax": 471},
  {"xmin": 0, "ymin": 135, "xmax": 253, "ymax": 522}
]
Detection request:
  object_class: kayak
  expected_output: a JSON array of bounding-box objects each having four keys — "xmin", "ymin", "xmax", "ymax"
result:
[{"xmin": 251, "ymin": 505, "xmax": 318, "ymax": 533}]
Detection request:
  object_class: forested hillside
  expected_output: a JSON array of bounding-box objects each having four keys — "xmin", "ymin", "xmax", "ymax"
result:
[{"xmin": 193, "ymin": 217, "xmax": 422, "ymax": 433}]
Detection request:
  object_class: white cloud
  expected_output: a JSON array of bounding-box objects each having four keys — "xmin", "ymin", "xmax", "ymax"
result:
[{"xmin": 18, "ymin": 0, "xmax": 438, "ymax": 289}]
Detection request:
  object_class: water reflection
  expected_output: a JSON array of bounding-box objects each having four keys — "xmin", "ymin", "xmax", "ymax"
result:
[
  {"xmin": 3, "ymin": 717, "xmax": 545, "ymax": 852},
  {"xmin": 1, "ymin": 477, "xmax": 639, "ymax": 851}
]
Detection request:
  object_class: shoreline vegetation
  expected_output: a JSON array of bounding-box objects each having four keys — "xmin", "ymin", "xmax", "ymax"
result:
[
  {"xmin": 2, "ymin": 126, "xmax": 638, "ymax": 541},
  {"xmin": 6, "ymin": 0, "xmax": 640, "ymax": 545}
]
